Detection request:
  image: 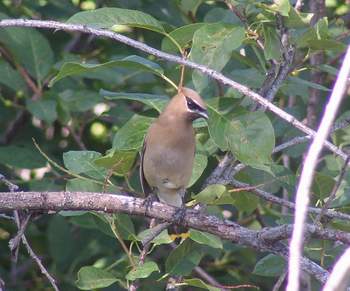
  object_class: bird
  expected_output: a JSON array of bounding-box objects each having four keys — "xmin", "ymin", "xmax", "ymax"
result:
[{"xmin": 140, "ymin": 87, "xmax": 208, "ymax": 210}]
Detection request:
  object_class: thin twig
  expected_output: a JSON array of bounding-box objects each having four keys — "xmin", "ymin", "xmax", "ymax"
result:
[
  {"xmin": 0, "ymin": 172, "xmax": 59, "ymax": 291},
  {"xmin": 110, "ymin": 217, "xmax": 136, "ymax": 268},
  {"xmin": 9, "ymin": 213, "xmax": 32, "ymax": 258},
  {"xmin": 194, "ymin": 266, "xmax": 225, "ymax": 290},
  {"xmin": 0, "ymin": 213, "xmax": 13, "ymax": 220},
  {"xmin": 0, "ymin": 19, "xmax": 347, "ymax": 161},
  {"xmin": 0, "ymin": 46, "xmax": 41, "ymax": 96},
  {"xmin": 21, "ymin": 234, "xmax": 59, "ymax": 291},
  {"xmin": 287, "ymin": 46, "xmax": 350, "ymax": 291},
  {"xmin": 272, "ymin": 271, "xmax": 287, "ymax": 291},
  {"xmin": 229, "ymin": 178, "xmax": 350, "ymax": 221},
  {"xmin": 315, "ymin": 155, "xmax": 350, "ymax": 225}
]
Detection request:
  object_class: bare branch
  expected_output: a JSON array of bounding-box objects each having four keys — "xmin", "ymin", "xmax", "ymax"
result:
[
  {"xmin": 287, "ymin": 46, "xmax": 350, "ymax": 291},
  {"xmin": 0, "ymin": 190, "xmax": 341, "ymax": 284},
  {"xmin": 315, "ymin": 155, "xmax": 350, "ymax": 224},
  {"xmin": 0, "ymin": 18, "xmax": 347, "ymax": 161},
  {"xmin": 229, "ymin": 178, "xmax": 350, "ymax": 221},
  {"xmin": 21, "ymin": 234, "xmax": 59, "ymax": 291},
  {"xmin": 0, "ymin": 173, "xmax": 59, "ymax": 291}
]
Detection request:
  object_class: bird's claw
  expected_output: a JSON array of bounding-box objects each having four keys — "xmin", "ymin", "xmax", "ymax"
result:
[
  {"xmin": 173, "ymin": 206, "xmax": 187, "ymax": 226},
  {"xmin": 142, "ymin": 193, "xmax": 158, "ymax": 215}
]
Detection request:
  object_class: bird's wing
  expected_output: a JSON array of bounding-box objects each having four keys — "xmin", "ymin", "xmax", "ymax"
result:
[{"xmin": 139, "ymin": 138, "xmax": 152, "ymax": 196}]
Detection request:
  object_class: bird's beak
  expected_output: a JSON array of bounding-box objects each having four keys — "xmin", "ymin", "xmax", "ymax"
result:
[{"xmin": 199, "ymin": 109, "xmax": 208, "ymax": 120}]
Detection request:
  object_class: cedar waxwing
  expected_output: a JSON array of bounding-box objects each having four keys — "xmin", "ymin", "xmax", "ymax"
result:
[{"xmin": 140, "ymin": 87, "xmax": 208, "ymax": 208}]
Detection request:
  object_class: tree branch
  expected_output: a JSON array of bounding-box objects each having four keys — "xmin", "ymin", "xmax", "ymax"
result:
[
  {"xmin": 0, "ymin": 190, "xmax": 342, "ymax": 284},
  {"xmin": 0, "ymin": 18, "xmax": 347, "ymax": 161},
  {"xmin": 229, "ymin": 178, "xmax": 350, "ymax": 221}
]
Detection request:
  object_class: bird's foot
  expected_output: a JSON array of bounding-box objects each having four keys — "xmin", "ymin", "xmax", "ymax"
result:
[
  {"xmin": 142, "ymin": 193, "xmax": 158, "ymax": 215},
  {"xmin": 169, "ymin": 206, "xmax": 188, "ymax": 242},
  {"xmin": 173, "ymin": 206, "xmax": 187, "ymax": 226}
]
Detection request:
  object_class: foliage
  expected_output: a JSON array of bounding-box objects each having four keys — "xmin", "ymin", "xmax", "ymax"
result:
[{"xmin": 0, "ymin": 0, "xmax": 350, "ymax": 290}]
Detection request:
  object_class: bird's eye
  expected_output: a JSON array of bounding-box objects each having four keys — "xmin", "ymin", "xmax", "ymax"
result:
[{"xmin": 185, "ymin": 97, "xmax": 198, "ymax": 111}]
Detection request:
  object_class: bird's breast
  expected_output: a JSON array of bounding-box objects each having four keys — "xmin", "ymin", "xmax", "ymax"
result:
[{"xmin": 143, "ymin": 123, "xmax": 195, "ymax": 190}]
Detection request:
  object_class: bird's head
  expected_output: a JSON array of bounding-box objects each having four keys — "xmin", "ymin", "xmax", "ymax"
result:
[{"xmin": 180, "ymin": 87, "xmax": 208, "ymax": 121}]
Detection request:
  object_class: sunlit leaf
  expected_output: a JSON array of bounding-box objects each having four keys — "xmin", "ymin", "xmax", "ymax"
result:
[
  {"xmin": 102, "ymin": 89, "xmax": 169, "ymax": 113},
  {"xmin": 190, "ymin": 23, "xmax": 245, "ymax": 91},
  {"xmin": 112, "ymin": 115, "xmax": 154, "ymax": 151},
  {"xmin": 50, "ymin": 55, "xmax": 164, "ymax": 86},
  {"xmin": 189, "ymin": 229, "xmax": 223, "ymax": 249},
  {"xmin": 208, "ymin": 106, "xmax": 275, "ymax": 170},
  {"xmin": 67, "ymin": 7, "xmax": 164, "ymax": 33},
  {"xmin": 63, "ymin": 151, "xmax": 106, "ymax": 180}
]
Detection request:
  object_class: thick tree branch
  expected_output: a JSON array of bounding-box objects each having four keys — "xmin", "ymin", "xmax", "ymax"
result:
[
  {"xmin": 0, "ymin": 190, "xmax": 344, "ymax": 284},
  {"xmin": 0, "ymin": 18, "xmax": 347, "ymax": 161}
]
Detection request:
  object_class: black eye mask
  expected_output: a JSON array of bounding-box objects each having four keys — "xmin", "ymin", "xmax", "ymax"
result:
[{"xmin": 185, "ymin": 96, "xmax": 206, "ymax": 113}]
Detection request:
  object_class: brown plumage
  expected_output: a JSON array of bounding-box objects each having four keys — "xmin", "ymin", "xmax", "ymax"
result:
[{"xmin": 140, "ymin": 87, "xmax": 208, "ymax": 207}]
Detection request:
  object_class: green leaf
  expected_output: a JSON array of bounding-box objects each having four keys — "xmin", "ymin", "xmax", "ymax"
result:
[
  {"xmin": 285, "ymin": 8, "xmax": 313, "ymax": 28},
  {"xmin": 273, "ymin": 0, "xmax": 291, "ymax": 16},
  {"xmin": 63, "ymin": 151, "xmax": 106, "ymax": 180},
  {"xmin": 50, "ymin": 55, "xmax": 164, "ymax": 86},
  {"xmin": 230, "ymin": 190, "xmax": 259, "ymax": 214},
  {"xmin": 178, "ymin": 0, "xmax": 203, "ymax": 17},
  {"xmin": 263, "ymin": 25, "xmax": 281, "ymax": 60},
  {"xmin": 331, "ymin": 187, "xmax": 350, "ymax": 208},
  {"xmin": 308, "ymin": 39, "xmax": 346, "ymax": 51},
  {"xmin": 192, "ymin": 184, "xmax": 227, "ymax": 204},
  {"xmin": 312, "ymin": 173, "xmax": 335, "ymax": 199},
  {"xmin": 253, "ymin": 254, "xmax": 286, "ymax": 277},
  {"xmin": 208, "ymin": 106, "xmax": 275, "ymax": 170},
  {"xmin": 0, "ymin": 60, "xmax": 26, "ymax": 92},
  {"xmin": 184, "ymin": 278, "xmax": 220, "ymax": 291},
  {"xmin": 0, "ymin": 13, "xmax": 54, "ymax": 83},
  {"xmin": 66, "ymin": 178, "xmax": 102, "ymax": 192},
  {"xmin": 190, "ymin": 23, "xmax": 245, "ymax": 92},
  {"xmin": 48, "ymin": 216, "xmax": 76, "ymax": 271},
  {"xmin": 26, "ymin": 100, "xmax": 57, "ymax": 123},
  {"xmin": 161, "ymin": 23, "xmax": 206, "ymax": 54},
  {"xmin": 94, "ymin": 150, "xmax": 137, "ymax": 176},
  {"xmin": 204, "ymin": 7, "xmax": 241, "ymax": 24},
  {"xmin": 113, "ymin": 213, "xmax": 136, "ymax": 240},
  {"xmin": 138, "ymin": 229, "xmax": 172, "ymax": 246},
  {"xmin": 89, "ymin": 213, "xmax": 115, "ymax": 237},
  {"xmin": 101, "ymin": 89, "xmax": 169, "ymax": 113},
  {"xmin": 0, "ymin": 145, "xmax": 46, "ymax": 169},
  {"xmin": 126, "ymin": 261, "xmax": 159, "ymax": 281},
  {"xmin": 67, "ymin": 7, "xmax": 164, "ymax": 33},
  {"xmin": 112, "ymin": 115, "xmax": 154, "ymax": 151},
  {"xmin": 288, "ymin": 76, "xmax": 330, "ymax": 92},
  {"xmin": 188, "ymin": 153, "xmax": 208, "ymax": 187},
  {"xmin": 76, "ymin": 266, "xmax": 118, "ymax": 290},
  {"xmin": 58, "ymin": 90, "xmax": 103, "ymax": 112},
  {"xmin": 165, "ymin": 239, "xmax": 203, "ymax": 276},
  {"xmin": 189, "ymin": 229, "xmax": 223, "ymax": 249}
]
